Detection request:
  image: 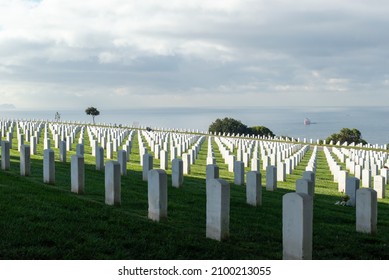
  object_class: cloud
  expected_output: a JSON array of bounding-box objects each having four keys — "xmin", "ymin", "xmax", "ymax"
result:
[{"xmin": 0, "ymin": 0, "xmax": 388, "ymax": 108}]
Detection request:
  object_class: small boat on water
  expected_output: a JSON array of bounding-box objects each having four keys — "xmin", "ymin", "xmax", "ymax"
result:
[{"xmin": 304, "ymin": 118, "xmax": 311, "ymax": 125}]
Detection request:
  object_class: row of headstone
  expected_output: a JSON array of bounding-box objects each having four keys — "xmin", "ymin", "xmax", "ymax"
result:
[
  {"xmin": 305, "ymin": 146, "xmax": 317, "ymax": 173},
  {"xmin": 205, "ymin": 163, "xmax": 262, "ymax": 241},
  {"xmin": 12, "ymin": 121, "xmax": 88, "ymax": 159},
  {"xmin": 283, "ymin": 191, "xmax": 313, "ymax": 259},
  {"xmin": 227, "ymin": 156, "xmax": 271, "ymax": 198},
  {"xmin": 324, "ymin": 147, "xmax": 348, "ymax": 188},
  {"xmin": 337, "ymin": 147, "xmax": 388, "ymax": 172},
  {"xmin": 0, "ymin": 120, "xmax": 13, "ymax": 138},
  {"xmin": 138, "ymin": 133, "xmax": 208, "ymax": 192},
  {"xmin": 1, "ymin": 141, "xmax": 11, "ymax": 171},
  {"xmin": 138, "ymin": 131, "xmax": 148, "ymax": 166},
  {"xmin": 0, "ymin": 121, "xmax": 15, "ymax": 150},
  {"xmin": 4, "ymin": 118, "xmax": 388, "ymax": 150},
  {"xmin": 283, "ymin": 180, "xmax": 378, "ymax": 260},
  {"xmin": 346, "ymin": 148, "xmax": 388, "ymax": 185},
  {"xmin": 48, "ymin": 123, "xmax": 83, "ymax": 150},
  {"xmin": 87, "ymin": 125, "xmax": 134, "ymax": 160},
  {"xmin": 142, "ymin": 129, "xmax": 200, "ymax": 158},
  {"xmin": 1, "ymin": 119, "xmax": 384, "ymax": 259},
  {"xmin": 0, "ymin": 122, "xmax": 91, "ymax": 187},
  {"xmin": 16, "ymin": 121, "xmax": 44, "ymax": 154},
  {"xmin": 328, "ymin": 139, "xmax": 386, "ymax": 150},
  {"xmin": 206, "ymin": 137, "xmax": 217, "ymax": 165},
  {"xmin": 324, "ymin": 147, "xmax": 386, "ymax": 198},
  {"xmin": 276, "ymin": 145, "xmax": 310, "ymax": 180},
  {"xmin": 208, "ymin": 131, "xmax": 331, "ymax": 145},
  {"xmin": 139, "ymin": 129, "xmax": 206, "ymax": 174},
  {"xmin": 282, "ymin": 144, "xmax": 381, "ymax": 259},
  {"xmin": 87, "ymin": 125, "xmax": 130, "ymax": 145},
  {"xmin": 214, "ymin": 136, "xmax": 309, "ymax": 178},
  {"xmin": 145, "ymin": 163, "xmax": 246, "ymax": 243}
]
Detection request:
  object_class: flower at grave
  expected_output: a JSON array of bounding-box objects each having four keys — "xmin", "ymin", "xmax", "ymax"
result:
[{"xmin": 335, "ymin": 192, "xmax": 350, "ymax": 206}]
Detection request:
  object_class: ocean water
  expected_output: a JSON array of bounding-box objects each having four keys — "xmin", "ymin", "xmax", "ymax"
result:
[{"xmin": 1, "ymin": 106, "xmax": 388, "ymax": 145}]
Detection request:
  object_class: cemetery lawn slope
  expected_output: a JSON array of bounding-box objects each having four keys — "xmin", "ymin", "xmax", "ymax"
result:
[{"xmin": 0, "ymin": 127, "xmax": 389, "ymax": 259}]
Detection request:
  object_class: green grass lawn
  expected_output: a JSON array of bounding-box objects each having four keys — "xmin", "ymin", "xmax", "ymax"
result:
[{"xmin": 0, "ymin": 126, "xmax": 388, "ymax": 260}]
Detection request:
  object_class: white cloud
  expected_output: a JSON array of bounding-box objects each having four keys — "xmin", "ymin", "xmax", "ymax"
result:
[
  {"xmin": 178, "ymin": 40, "xmax": 234, "ymax": 62},
  {"xmin": 98, "ymin": 52, "xmax": 120, "ymax": 64},
  {"xmin": 0, "ymin": 0, "xmax": 388, "ymax": 108},
  {"xmin": 0, "ymin": 65, "xmax": 13, "ymax": 74},
  {"xmin": 326, "ymin": 78, "xmax": 349, "ymax": 92}
]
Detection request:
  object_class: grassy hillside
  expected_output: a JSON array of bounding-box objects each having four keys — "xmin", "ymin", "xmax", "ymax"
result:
[{"xmin": 0, "ymin": 127, "xmax": 388, "ymax": 259}]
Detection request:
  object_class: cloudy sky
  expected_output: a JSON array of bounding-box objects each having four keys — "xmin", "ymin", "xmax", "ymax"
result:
[{"xmin": 0, "ymin": 0, "xmax": 388, "ymax": 110}]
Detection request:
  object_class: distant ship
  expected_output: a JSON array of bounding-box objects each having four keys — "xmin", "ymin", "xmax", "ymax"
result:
[{"xmin": 304, "ymin": 118, "xmax": 311, "ymax": 125}]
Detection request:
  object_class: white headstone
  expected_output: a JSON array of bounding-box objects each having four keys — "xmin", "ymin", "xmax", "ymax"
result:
[
  {"xmin": 266, "ymin": 165, "xmax": 277, "ymax": 191},
  {"xmin": 182, "ymin": 153, "xmax": 191, "ymax": 175},
  {"xmin": 71, "ymin": 155, "xmax": 85, "ymax": 194},
  {"xmin": 262, "ymin": 156, "xmax": 270, "ymax": 171},
  {"xmin": 154, "ymin": 144, "xmax": 160, "ymax": 159},
  {"xmin": 172, "ymin": 158, "xmax": 184, "ymax": 188},
  {"xmin": 228, "ymin": 155, "xmax": 236, "ymax": 172},
  {"xmin": 118, "ymin": 150, "xmax": 127, "ymax": 176},
  {"xmin": 282, "ymin": 192, "xmax": 313, "ymax": 260},
  {"xmin": 91, "ymin": 139, "xmax": 97, "ymax": 156},
  {"xmin": 44, "ymin": 138, "xmax": 51, "ymax": 150},
  {"xmin": 362, "ymin": 169, "xmax": 371, "ymax": 188},
  {"xmin": 206, "ymin": 164, "xmax": 219, "ymax": 183},
  {"xmin": 296, "ymin": 178, "xmax": 314, "ymax": 197},
  {"xmin": 234, "ymin": 161, "xmax": 245, "ymax": 186},
  {"xmin": 148, "ymin": 169, "xmax": 168, "ymax": 221},
  {"xmin": 18, "ymin": 134, "xmax": 24, "ymax": 152},
  {"xmin": 96, "ymin": 146, "xmax": 104, "ymax": 171},
  {"xmin": 373, "ymin": 175, "xmax": 385, "ymax": 199},
  {"xmin": 105, "ymin": 161, "xmax": 121, "ymax": 206},
  {"xmin": 106, "ymin": 142, "xmax": 113, "ymax": 159},
  {"xmin": 1, "ymin": 141, "xmax": 10, "ymax": 171},
  {"xmin": 142, "ymin": 153, "xmax": 153, "ymax": 181},
  {"xmin": 246, "ymin": 171, "xmax": 262, "ymax": 206},
  {"xmin": 76, "ymin": 143, "xmax": 84, "ymax": 156},
  {"xmin": 356, "ymin": 188, "xmax": 377, "ymax": 234},
  {"xmin": 380, "ymin": 168, "xmax": 388, "ymax": 185},
  {"xmin": 251, "ymin": 158, "xmax": 260, "ymax": 172},
  {"xmin": 206, "ymin": 179, "xmax": 230, "ymax": 241},
  {"xmin": 277, "ymin": 162, "xmax": 286, "ymax": 182},
  {"xmin": 160, "ymin": 150, "xmax": 168, "ymax": 170},
  {"xmin": 355, "ymin": 165, "xmax": 362, "ymax": 179},
  {"xmin": 206, "ymin": 156, "xmax": 216, "ymax": 165},
  {"xmin": 6, "ymin": 132, "xmax": 13, "ymax": 149},
  {"xmin": 43, "ymin": 149, "xmax": 55, "ymax": 184},
  {"xmin": 123, "ymin": 144, "xmax": 131, "ymax": 162},
  {"xmin": 59, "ymin": 141, "xmax": 66, "ymax": 163},
  {"xmin": 286, "ymin": 158, "xmax": 293, "ymax": 174},
  {"xmin": 20, "ymin": 145, "xmax": 31, "ymax": 176},
  {"xmin": 302, "ymin": 171, "xmax": 315, "ymax": 195},
  {"xmin": 66, "ymin": 136, "xmax": 72, "ymax": 151},
  {"xmin": 338, "ymin": 170, "xmax": 348, "ymax": 193},
  {"xmin": 345, "ymin": 177, "xmax": 360, "ymax": 207}
]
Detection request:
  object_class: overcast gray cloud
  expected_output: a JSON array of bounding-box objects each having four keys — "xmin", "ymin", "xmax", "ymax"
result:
[{"xmin": 0, "ymin": 0, "xmax": 388, "ymax": 109}]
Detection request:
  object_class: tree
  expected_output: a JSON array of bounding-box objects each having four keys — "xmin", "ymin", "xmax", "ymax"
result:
[
  {"xmin": 85, "ymin": 107, "xmax": 100, "ymax": 124},
  {"xmin": 248, "ymin": 126, "xmax": 275, "ymax": 137},
  {"xmin": 326, "ymin": 128, "xmax": 367, "ymax": 145},
  {"xmin": 208, "ymin": 117, "xmax": 248, "ymax": 135}
]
